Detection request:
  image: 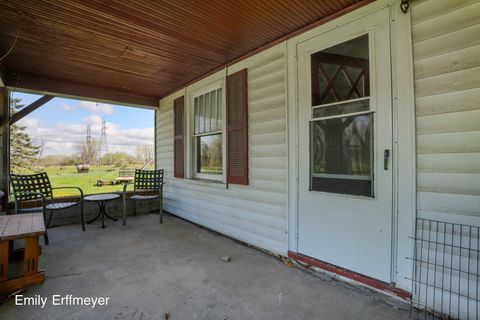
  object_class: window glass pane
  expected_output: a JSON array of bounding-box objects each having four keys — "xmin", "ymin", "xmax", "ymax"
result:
[
  {"xmin": 311, "ymin": 114, "xmax": 372, "ymax": 175},
  {"xmin": 194, "ymin": 88, "xmax": 223, "ymax": 135},
  {"xmin": 194, "ymin": 97, "xmax": 199, "ymax": 134},
  {"xmin": 311, "ymin": 178, "xmax": 372, "ymax": 197},
  {"xmin": 205, "ymin": 92, "xmax": 211, "ymax": 132},
  {"xmin": 316, "ymin": 65, "xmax": 338, "ymax": 105},
  {"xmin": 211, "ymin": 90, "xmax": 217, "ymax": 131},
  {"xmin": 197, "ymin": 134, "xmax": 222, "ymax": 175},
  {"xmin": 311, "ymin": 34, "xmax": 369, "ymax": 106},
  {"xmin": 199, "ymin": 95, "xmax": 205, "ymax": 133},
  {"xmin": 312, "ymin": 99, "xmax": 369, "ymax": 118},
  {"xmin": 217, "ymin": 88, "xmax": 223, "ymax": 129},
  {"xmin": 310, "ymin": 114, "xmax": 373, "ymax": 196}
]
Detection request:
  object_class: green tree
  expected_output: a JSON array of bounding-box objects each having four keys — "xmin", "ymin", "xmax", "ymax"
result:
[
  {"xmin": 207, "ymin": 138, "xmax": 222, "ymax": 172},
  {"xmin": 10, "ymin": 98, "xmax": 42, "ymax": 172},
  {"xmin": 100, "ymin": 152, "xmax": 136, "ymax": 166}
]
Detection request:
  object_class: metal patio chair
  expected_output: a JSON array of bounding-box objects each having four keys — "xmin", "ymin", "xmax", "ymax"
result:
[
  {"xmin": 122, "ymin": 169, "xmax": 164, "ymax": 225},
  {"xmin": 10, "ymin": 172, "xmax": 85, "ymax": 245}
]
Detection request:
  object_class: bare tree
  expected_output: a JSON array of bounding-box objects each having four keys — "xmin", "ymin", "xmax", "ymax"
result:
[
  {"xmin": 135, "ymin": 145, "xmax": 154, "ymax": 163},
  {"xmin": 34, "ymin": 139, "xmax": 45, "ymax": 162},
  {"xmin": 76, "ymin": 138, "xmax": 100, "ymax": 164}
]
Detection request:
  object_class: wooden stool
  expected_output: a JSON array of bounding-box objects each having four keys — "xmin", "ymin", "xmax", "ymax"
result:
[{"xmin": 0, "ymin": 213, "xmax": 46, "ymax": 294}]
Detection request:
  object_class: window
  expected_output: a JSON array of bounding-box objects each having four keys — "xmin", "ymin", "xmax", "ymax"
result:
[
  {"xmin": 193, "ymin": 87, "xmax": 223, "ymax": 179},
  {"xmin": 309, "ymin": 34, "xmax": 374, "ymax": 197},
  {"xmin": 185, "ymin": 70, "xmax": 248, "ymax": 184}
]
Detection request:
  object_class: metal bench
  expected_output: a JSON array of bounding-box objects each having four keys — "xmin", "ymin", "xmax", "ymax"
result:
[{"xmin": 115, "ymin": 169, "xmax": 135, "ymax": 184}]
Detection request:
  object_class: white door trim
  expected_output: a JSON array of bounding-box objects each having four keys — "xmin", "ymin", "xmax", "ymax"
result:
[{"xmin": 286, "ymin": 0, "xmax": 416, "ymax": 291}]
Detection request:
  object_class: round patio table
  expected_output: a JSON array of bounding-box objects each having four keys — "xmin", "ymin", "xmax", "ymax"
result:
[{"xmin": 85, "ymin": 193, "xmax": 120, "ymax": 228}]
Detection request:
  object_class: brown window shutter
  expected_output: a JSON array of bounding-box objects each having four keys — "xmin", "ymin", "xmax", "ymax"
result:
[
  {"xmin": 173, "ymin": 96, "xmax": 185, "ymax": 178},
  {"xmin": 226, "ymin": 69, "xmax": 248, "ymax": 185}
]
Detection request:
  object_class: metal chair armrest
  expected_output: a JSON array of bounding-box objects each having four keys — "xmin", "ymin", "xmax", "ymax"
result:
[
  {"xmin": 51, "ymin": 186, "xmax": 84, "ymax": 197},
  {"xmin": 51, "ymin": 186, "xmax": 83, "ymax": 204}
]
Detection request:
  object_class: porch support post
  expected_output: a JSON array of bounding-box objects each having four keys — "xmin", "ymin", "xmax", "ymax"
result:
[{"xmin": 0, "ymin": 88, "xmax": 9, "ymax": 211}]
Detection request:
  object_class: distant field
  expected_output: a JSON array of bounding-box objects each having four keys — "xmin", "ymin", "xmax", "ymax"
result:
[{"xmin": 15, "ymin": 165, "xmax": 155, "ymax": 197}]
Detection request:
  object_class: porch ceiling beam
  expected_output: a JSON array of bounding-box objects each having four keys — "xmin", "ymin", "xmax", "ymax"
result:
[
  {"xmin": 5, "ymin": 72, "xmax": 159, "ymax": 108},
  {"xmin": 10, "ymin": 95, "xmax": 55, "ymax": 125}
]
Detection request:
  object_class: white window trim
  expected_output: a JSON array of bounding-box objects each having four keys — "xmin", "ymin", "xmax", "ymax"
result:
[
  {"xmin": 187, "ymin": 79, "xmax": 227, "ymax": 183},
  {"xmin": 192, "ymin": 130, "xmax": 222, "ymax": 137}
]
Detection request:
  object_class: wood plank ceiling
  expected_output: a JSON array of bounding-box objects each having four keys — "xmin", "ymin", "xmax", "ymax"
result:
[{"xmin": 0, "ymin": 0, "xmax": 368, "ymax": 107}]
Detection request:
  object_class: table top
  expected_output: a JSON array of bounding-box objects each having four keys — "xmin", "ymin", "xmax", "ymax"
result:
[
  {"xmin": 0, "ymin": 213, "xmax": 46, "ymax": 241},
  {"xmin": 84, "ymin": 193, "xmax": 120, "ymax": 202}
]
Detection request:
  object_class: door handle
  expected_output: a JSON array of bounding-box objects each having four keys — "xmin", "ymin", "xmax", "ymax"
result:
[{"xmin": 384, "ymin": 149, "xmax": 390, "ymax": 170}]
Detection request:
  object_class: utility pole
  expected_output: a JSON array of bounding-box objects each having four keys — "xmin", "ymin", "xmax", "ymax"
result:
[
  {"xmin": 86, "ymin": 124, "xmax": 91, "ymax": 145},
  {"xmin": 99, "ymin": 117, "xmax": 108, "ymax": 163}
]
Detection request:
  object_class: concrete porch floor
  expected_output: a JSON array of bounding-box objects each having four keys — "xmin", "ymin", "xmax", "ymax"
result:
[{"xmin": 0, "ymin": 213, "xmax": 411, "ymax": 320}]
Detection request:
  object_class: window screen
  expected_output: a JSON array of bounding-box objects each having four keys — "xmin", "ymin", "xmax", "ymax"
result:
[{"xmin": 194, "ymin": 88, "xmax": 222, "ymax": 135}]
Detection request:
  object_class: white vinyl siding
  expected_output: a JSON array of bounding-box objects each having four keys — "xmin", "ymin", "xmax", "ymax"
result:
[
  {"xmin": 156, "ymin": 44, "xmax": 287, "ymax": 254},
  {"xmin": 412, "ymin": 0, "xmax": 480, "ymax": 222},
  {"xmin": 411, "ymin": 1, "xmax": 480, "ymax": 318}
]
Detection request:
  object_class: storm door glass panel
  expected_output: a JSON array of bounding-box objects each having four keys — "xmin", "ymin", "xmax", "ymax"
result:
[
  {"xmin": 310, "ymin": 114, "xmax": 373, "ymax": 196},
  {"xmin": 309, "ymin": 34, "xmax": 374, "ymax": 197},
  {"xmin": 311, "ymin": 34, "xmax": 369, "ymax": 106}
]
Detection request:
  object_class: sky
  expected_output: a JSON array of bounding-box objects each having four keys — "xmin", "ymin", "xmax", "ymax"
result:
[{"xmin": 11, "ymin": 91, "xmax": 155, "ymax": 156}]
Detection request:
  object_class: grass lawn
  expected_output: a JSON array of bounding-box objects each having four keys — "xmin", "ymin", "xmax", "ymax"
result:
[{"xmin": 14, "ymin": 165, "xmax": 155, "ymax": 197}]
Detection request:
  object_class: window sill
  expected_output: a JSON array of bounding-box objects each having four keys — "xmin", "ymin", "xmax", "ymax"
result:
[{"xmin": 184, "ymin": 178, "xmax": 227, "ymax": 189}]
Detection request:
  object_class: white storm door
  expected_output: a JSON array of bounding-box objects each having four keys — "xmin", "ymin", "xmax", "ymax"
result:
[{"xmin": 296, "ymin": 9, "xmax": 393, "ymax": 282}]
